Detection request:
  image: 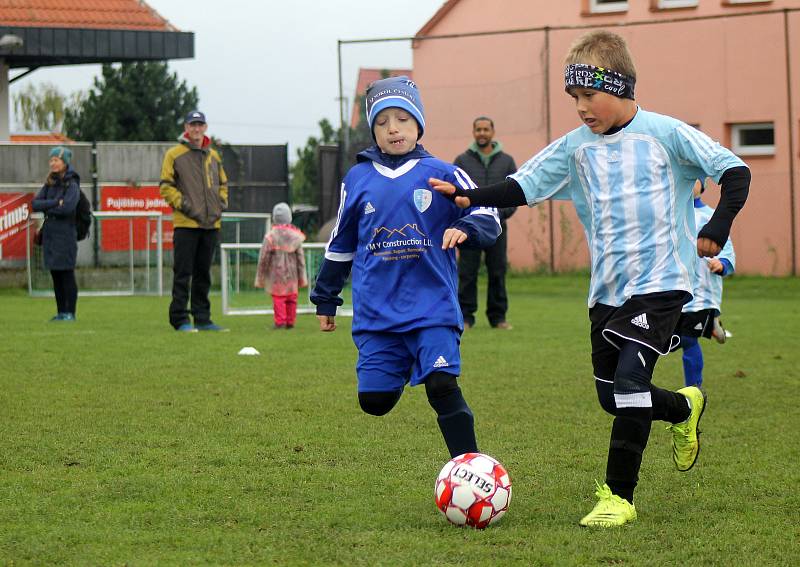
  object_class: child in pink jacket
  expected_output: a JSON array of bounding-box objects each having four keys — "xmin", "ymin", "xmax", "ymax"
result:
[{"xmin": 255, "ymin": 203, "xmax": 308, "ymax": 328}]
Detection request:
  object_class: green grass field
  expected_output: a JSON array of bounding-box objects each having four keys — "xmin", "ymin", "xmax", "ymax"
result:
[{"xmin": 1, "ymin": 274, "xmax": 798, "ymax": 566}]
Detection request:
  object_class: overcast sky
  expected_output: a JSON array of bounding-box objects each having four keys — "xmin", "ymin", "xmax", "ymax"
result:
[{"xmin": 9, "ymin": 0, "xmax": 444, "ymax": 158}]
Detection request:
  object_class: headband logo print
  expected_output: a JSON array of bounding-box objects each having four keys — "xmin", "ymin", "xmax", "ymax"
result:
[{"xmin": 564, "ymin": 64, "xmax": 635, "ymax": 100}]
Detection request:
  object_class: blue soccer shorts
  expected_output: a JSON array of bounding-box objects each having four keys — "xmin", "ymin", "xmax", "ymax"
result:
[{"xmin": 352, "ymin": 326, "xmax": 461, "ymax": 393}]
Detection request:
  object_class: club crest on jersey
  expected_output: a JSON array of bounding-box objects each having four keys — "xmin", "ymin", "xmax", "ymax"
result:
[{"xmin": 413, "ymin": 189, "xmax": 432, "ymax": 213}]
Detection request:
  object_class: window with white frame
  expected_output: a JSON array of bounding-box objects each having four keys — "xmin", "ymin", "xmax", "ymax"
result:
[
  {"xmin": 590, "ymin": 0, "xmax": 628, "ymax": 13},
  {"xmin": 731, "ymin": 123, "xmax": 775, "ymax": 156},
  {"xmin": 656, "ymin": 0, "xmax": 699, "ymax": 8}
]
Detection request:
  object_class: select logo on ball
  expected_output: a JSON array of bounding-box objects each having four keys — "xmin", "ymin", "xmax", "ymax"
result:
[
  {"xmin": 452, "ymin": 465, "xmax": 494, "ymax": 494},
  {"xmin": 434, "ymin": 452, "xmax": 512, "ymax": 529}
]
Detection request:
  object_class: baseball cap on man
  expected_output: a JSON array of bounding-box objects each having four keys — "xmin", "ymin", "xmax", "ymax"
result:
[
  {"xmin": 365, "ymin": 76, "xmax": 425, "ymax": 140},
  {"xmin": 185, "ymin": 110, "xmax": 206, "ymax": 124}
]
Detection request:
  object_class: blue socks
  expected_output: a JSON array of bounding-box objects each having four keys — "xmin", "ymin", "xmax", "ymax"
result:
[{"xmin": 681, "ymin": 336, "xmax": 703, "ymax": 387}]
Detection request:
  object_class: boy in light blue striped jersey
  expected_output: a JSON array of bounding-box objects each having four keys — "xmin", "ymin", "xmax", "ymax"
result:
[
  {"xmin": 676, "ymin": 178, "xmax": 736, "ymax": 387},
  {"xmin": 429, "ymin": 30, "xmax": 750, "ymax": 527}
]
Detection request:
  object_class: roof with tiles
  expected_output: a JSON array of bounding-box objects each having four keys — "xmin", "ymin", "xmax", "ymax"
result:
[
  {"xmin": 10, "ymin": 132, "xmax": 73, "ymax": 143},
  {"xmin": 0, "ymin": 0, "xmax": 177, "ymax": 31}
]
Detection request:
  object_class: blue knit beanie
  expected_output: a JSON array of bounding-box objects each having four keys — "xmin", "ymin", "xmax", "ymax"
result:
[
  {"xmin": 49, "ymin": 146, "xmax": 72, "ymax": 166},
  {"xmin": 365, "ymin": 76, "xmax": 425, "ymax": 140}
]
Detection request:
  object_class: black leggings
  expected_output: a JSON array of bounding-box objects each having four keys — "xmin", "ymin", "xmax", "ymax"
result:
[{"xmin": 51, "ymin": 269, "xmax": 78, "ymax": 314}]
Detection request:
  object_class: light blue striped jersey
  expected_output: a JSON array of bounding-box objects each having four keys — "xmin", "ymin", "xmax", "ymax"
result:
[
  {"xmin": 683, "ymin": 201, "xmax": 735, "ymax": 312},
  {"xmin": 510, "ymin": 107, "xmax": 747, "ymax": 307}
]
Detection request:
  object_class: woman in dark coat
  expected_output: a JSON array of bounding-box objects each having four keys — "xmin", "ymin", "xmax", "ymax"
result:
[{"xmin": 32, "ymin": 146, "xmax": 80, "ymax": 321}]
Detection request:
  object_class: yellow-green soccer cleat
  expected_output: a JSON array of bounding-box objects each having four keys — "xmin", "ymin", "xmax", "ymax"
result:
[
  {"xmin": 667, "ymin": 386, "xmax": 707, "ymax": 471},
  {"xmin": 578, "ymin": 482, "xmax": 637, "ymax": 528}
]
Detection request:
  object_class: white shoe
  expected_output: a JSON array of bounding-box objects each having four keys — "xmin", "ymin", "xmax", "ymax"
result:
[{"xmin": 711, "ymin": 317, "xmax": 726, "ymax": 344}]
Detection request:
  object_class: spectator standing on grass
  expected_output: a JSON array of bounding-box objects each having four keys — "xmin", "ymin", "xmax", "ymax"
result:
[
  {"xmin": 160, "ymin": 110, "xmax": 228, "ymax": 332},
  {"xmin": 32, "ymin": 146, "xmax": 81, "ymax": 322},
  {"xmin": 454, "ymin": 116, "xmax": 517, "ymax": 330},
  {"xmin": 675, "ymin": 178, "xmax": 736, "ymax": 387},
  {"xmin": 255, "ymin": 202, "xmax": 308, "ymax": 329},
  {"xmin": 430, "ymin": 30, "xmax": 750, "ymax": 527},
  {"xmin": 310, "ymin": 76, "xmax": 501, "ymax": 458}
]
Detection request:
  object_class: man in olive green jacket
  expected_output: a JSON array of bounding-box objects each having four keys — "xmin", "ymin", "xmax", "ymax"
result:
[{"xmin": 160, "ymin": 110, "xmax": 229, "ymax": 332}]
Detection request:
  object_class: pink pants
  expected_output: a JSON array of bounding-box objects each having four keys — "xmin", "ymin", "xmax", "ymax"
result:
[{"xmin": 272, "ymin": 293, "xmax": 298, "ymax": 326}]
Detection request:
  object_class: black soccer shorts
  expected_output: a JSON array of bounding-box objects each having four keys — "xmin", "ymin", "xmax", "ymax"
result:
[{"xmin": 675, "ymin": 308, "xmax": 720, "ymax": 339}]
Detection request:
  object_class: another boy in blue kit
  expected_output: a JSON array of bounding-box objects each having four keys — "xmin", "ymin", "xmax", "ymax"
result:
[
  {"xmin": 430, "ymin": 30, "xmax": 750, "ymax": 526},
  {"xmin": 311, "ymin": 77, "xmax": 501, "ymax": 458},
  {"xmin": 676, "ymin": 178, "xmax": 736, "ymax": 387}
]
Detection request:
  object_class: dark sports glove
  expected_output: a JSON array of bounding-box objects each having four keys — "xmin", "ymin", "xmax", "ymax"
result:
[
  {"xmin": 697, "ymin": 166, "xmax": 750, "ymax": 247},
  {"xmin": 441, "ymin": 185, "xmax": 469, "ymax": 202}
]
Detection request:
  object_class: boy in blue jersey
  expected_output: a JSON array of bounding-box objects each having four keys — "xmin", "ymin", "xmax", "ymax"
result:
[
  {"xmin": 676, "ymin": 179, "xmax": 736, "ymax": 387},
  {"xmin": 430, "ymin": 30, "xmax": 750, "ymax": 527},
  {"xmin": 311, "ymin": 76, "xmax": 501, "ymax": 459}
]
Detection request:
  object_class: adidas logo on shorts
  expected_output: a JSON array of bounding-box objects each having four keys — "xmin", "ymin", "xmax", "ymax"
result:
[
  {"xmin": 630, "ymin": 313, "xmax": 650, "ymax": 330},
  {"xmin": 433, "ymin": 355, "xmax": 449, "ymax": 368}
]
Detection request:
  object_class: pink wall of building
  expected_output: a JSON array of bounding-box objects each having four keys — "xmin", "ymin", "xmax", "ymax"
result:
[{"xmin": 413, "ymin": 0, "xmax": 800, "ymax": 275}]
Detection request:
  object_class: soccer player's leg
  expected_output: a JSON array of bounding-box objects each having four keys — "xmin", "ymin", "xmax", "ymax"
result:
[
  {"xmin": 711, "ymin": 316, "xmax": 727, "ymax": 343},
  {"xmin": 358, "ymin": 390, "xmax": 402, "ymax": 416},
  {"xmin": 582, "ymin": 340, "xmax": 654, "ymax": 527},
  {"xmin": 410, "ymin": 327, "xmax": 476, "ymax": 458},
  {"xmin": 425, "ymin": 372, "xmax": 476, "ymax": 458},
  {"xmin": 589, "ymin": 306, "xmax": 619, "ymax": 416},
  {"xmin": 666, "ymin": 385, "xmax": 706, "ymax": 471},
  {"xmin": 353, "ymin": 331, "xmax": 411, "ymax": 416},
  {"xmin": 582, "ymin": 307, "xmax": 639, "ymax": 527},
  {"xmin": 579, "ymin": 481, "xmax": 637, "ymax": 528},
  {"xmin": 680, "ymin": 336, "xmax": 704, "ymax": 387},
  {"xmin": 663, "ymin": 312, "xmax": 707, "ymax": 471}
]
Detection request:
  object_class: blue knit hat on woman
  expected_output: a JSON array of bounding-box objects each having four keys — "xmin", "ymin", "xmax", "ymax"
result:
[
  {"xmin": 49, "ymin": 146, "xmax": 72, "ymax": 166},
  {"xmin": 364, "ymin": 76, "xmax": 425, "ymax": 140}
]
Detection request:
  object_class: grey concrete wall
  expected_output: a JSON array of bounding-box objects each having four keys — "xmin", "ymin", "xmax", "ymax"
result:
[
  {"xmin": 0, "ymin": 60, "xmax": 8, "ymax": 142},
  {"xmin": 95, "ymin": 142, "xmax": 173, "ymax": 183},
  {"xmin": 0, "ymin": 142, "xmax": 92, "ymax": 186}
]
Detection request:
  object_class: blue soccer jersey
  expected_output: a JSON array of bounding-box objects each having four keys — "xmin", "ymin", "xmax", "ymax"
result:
[
  {"xmin": 510, "ymin": 108, "xmax": 748, "ymax": 307},
  {"xmin": 313, "ymin": 146, "xmax": 500, "ymax": 333},
  {"xmin": 683, "ymin": 200, "xmax": 735, "ymax": 312}
]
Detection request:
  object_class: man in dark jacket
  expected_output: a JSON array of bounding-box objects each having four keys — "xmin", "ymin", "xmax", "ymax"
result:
[
  {"xmin": 160, "ymin": 110, "xmax": 229, "ymax": 332},
  {"xmin": 454, "ymin": 117, "xmax": 517, "ymax": 329}
]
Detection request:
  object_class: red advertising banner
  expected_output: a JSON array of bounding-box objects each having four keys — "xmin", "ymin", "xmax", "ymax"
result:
[
  {"xmin": 100, "ymin": 186, "xmax": 173, "ymax": 251},
  {"xmin": 0, "ymin": 193, "xmax": 34, "ymax": 261}
]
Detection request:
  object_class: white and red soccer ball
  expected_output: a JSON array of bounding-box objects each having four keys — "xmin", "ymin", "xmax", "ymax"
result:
[{"xmin": 434, "ymin": 452, "xmax": 512, "ymax": 529}]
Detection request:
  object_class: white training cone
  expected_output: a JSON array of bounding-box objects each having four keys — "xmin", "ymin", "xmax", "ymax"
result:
[{"xmin": 238, "ymin": 347, "xmax": 260, "ymax": 356}]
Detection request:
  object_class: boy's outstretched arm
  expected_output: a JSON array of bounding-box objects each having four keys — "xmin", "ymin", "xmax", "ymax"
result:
[
  {"xmin": 447, "ymin": 209, "xmax": 501, "ymax": 250},
  {"xmin": 429, "ymin": 177, "xmax": 528, "ymax": 209},
  {"xmin": 310, "ymin": 258, "xmax": 352, "ymax": 332},
  {"xmin": 441, "ymin": 227, "xmax": 469, "ymax": 250},
  {"xmin": 697, "ymin": 166, "xmax": 750, "ymax": 257}
]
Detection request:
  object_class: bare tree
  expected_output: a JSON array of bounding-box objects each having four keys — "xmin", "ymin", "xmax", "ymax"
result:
[{"xmin": 12, "ymin": 83, "xmax": 83, "ymax": 132}]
